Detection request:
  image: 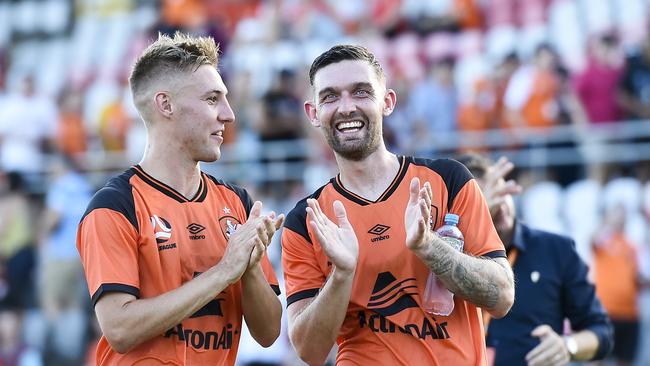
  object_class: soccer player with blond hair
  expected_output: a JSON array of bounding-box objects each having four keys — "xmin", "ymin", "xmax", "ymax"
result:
[{"xmin": 77, "ymin": 33, "xmax": 283, "ymax": 365}]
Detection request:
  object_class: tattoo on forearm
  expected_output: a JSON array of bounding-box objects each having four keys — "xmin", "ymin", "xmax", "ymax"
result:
[
  {"xmin": 451, "ymin": 262, "xmax": 500, "ymax": 309},
  {"xmin": 423, "ymin": 244, "xmax": 509, "ymax": 309}
]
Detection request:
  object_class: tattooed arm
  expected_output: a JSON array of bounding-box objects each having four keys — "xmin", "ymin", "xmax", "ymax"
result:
[
  {"xmin": 414, "ymin": 237, "xmax": 514, "ymax": 317},
  {"xmin": 404, "ymin": 178, "xmax": 514, "ymax": 318}
]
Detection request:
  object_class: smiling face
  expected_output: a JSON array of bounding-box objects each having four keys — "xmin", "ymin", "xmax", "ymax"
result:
[
  {"xmin": 305, "ymin": 60, "xmax": 396, "ymax": 161},
  {"xmin": 169, "ymin": 65, "xmax": 235, "ymax": 162}
]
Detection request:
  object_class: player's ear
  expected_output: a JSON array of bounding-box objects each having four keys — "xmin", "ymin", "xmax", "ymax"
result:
[
  {"xmin": 304, "ymin": 101, "xmax": 321, "ymax": 127},
  {"xmin": 382, "ymin": 88, "xmax": 397, "ymax": 117},
  {"xmin": 154, "ymin": 91, "xmax": 173, "ymax": 119}
]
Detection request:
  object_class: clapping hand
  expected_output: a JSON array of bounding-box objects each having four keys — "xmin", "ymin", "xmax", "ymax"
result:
[
  {"xmin": 247, "ymin": 205, "xmax": 285, "ymax": 269},
  {"xmin": 221, "ymin": 201, "xmax": 284, "ymax": 282},
  {"xmin": 306, "ymin": 199, "xmax": 358, "ymax": 275},
  {"xmin": 481, "ymin": 157, "xmax": 522, "ymax": 217},
  {"xmin": 405, "ymin": 177, "xmax": 435, "ymax": 252}
]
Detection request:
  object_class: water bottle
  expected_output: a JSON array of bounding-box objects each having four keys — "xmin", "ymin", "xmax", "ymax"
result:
[{"xmin": 423, "ymin": 213, "xmax": 464, "ymax": 316}]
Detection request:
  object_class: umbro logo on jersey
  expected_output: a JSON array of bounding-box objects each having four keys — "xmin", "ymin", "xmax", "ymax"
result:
[
  {"xmin": 187, "ymin": 223, "xmax": 205, "ymax": 234},
  {"xmin": 368, "ymin": 224, "xmax": 390, "ymax": 243},
  {"xmin": 151, "ymin": 215, "xmax": 172, "ymax": 244},
  {"xmin": 187, "ymin": 223, "xmax": 206, "ymax": 240},
  {"xmin": 219, "ymin": 216, "xmax": 242, "ymax": 240}
]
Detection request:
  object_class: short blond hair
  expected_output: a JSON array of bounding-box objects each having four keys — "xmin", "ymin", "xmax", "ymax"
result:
[{"xmin": 129, "ymin": 32, "xmax": 220, "ymax": 114}]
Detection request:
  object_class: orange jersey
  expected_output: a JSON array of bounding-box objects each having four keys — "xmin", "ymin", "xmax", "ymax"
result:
[
  {"xmin": 77, "ymin": 165, "xmax": 279, "ymax": 366},
  {"xmin": 522, "ymin": 70, "xmax": 559, "ymax": 128},
  {"xmin": 282, "ymin": 157, "xmax": 505, "ymax": 365},
  {"xmin": 593, "ymin": 233, "xmax": 638, "ymax": 320}
]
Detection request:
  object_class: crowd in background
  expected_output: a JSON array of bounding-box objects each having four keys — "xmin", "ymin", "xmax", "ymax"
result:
[{"xmin": 0, "ymin": 0, "xmax": 650, "ymax": 365}]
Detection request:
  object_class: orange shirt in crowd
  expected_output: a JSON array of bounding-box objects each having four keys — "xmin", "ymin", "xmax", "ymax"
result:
[
  {"xmin": 454, "ymin": 0, "xmax": 483, "ymax": 29},
  {"xmin": 521, "ymin": 70, "xmax": 559, "ymax": 128},
  {"xmin": 593, "ymin": 232, "xmax": 638, "ymax": 321},
  {"xmin": 99, "ymin": 102, "xmax": 131, "ymax": 152},
  {"xmin": 458, "ymin": 78, "xmax": 495, "ymax": 132},
  {"xmin": 161, "ymin": 0, "xmax": 207, "ymax": 28},
  {"xmin": 282, "ymin": 157, "xmax": 506, "ymax": 365},
  {"xmin": 56, "ymin": 111, "xmax": 87, "ymax": 156}
]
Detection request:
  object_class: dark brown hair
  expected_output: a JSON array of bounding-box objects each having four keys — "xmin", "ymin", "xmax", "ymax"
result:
[{"xmin": 308, "ymin": 45, "xmax": 384, "ymax": 86}]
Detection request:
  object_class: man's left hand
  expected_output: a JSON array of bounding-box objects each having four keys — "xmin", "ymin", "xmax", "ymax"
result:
[
  {"xmin": 405, "ymin": 177, "xmax": 434, "ymax": 252},
  {"xmin": 525, "ymin": 325, "xmax": 570, "ymax": 366},
  {"xmin": 247, "ymin": 210, "xmax": 284, "ymax": 270}
]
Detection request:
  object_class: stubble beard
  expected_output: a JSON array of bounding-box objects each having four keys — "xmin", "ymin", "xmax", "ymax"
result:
[{"xmin": 325, "ymin": 116, "xmax": 382, "ymax": 162}]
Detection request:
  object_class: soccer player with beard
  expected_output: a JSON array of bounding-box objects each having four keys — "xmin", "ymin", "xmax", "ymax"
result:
[{"xmin": 281, "ymin": 45, "xmax": 515, "ymax": 365}]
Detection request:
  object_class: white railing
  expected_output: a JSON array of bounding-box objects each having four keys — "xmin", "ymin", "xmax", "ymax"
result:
[{"xmin": 38, "ymin": 119, "xmax": 650, "ymax": 192}]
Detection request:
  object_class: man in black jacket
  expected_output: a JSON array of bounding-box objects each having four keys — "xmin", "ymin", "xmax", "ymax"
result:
[{"xmin": 458, "ymin": 153, "xmax": 613, "ymax": 366}]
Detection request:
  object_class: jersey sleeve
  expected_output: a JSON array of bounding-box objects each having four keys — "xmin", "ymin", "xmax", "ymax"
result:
[
  {"xmin": 281, "ymin": 226, "xmax": 327, "ymax": 307},
  {"xmin": 77, "ymin": 208, "xmax": 140, "ymax": 306},
  {"xmin": 450, "ymin": 179, "xmax": 506, "ymax": 258}
]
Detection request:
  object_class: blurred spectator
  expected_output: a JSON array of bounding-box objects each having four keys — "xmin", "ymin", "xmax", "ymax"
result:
[
  {"xmin": 504, "ymin": 44, "xmax": 560, "ymax": 130},
  {"xmin": 400, "ymin": 0, "xmax": 481, "ymax": 33},
  {"xmin": 37, "ymin": 155, "xmax": 92, "ymax": 365},
  {"xmin": 56, "ymin": 89, "xmax": 87, "ymax": 157},
  {"xmin": 0, "ymin": 76, "xmax": 58, "ymax": 189},
  {"xmin": 286, "ymin": 0, "xmax": 345, "ymax": 40},
  {"xmin": 575, "ymin": 34, "xmax": 624, "ymax": 124},
  {"xmin": 0, "ymin": 307, "xmax": 42, "ymax": 366},
  {"xmin": 205, "ymin": 0, "xmax": 262, "ymax": 37},
  {"xmin": 457, "ymin": 77, "xmax": 496, "ymax": 134},
  {"xmin": 254, "ymin": 69, "xmax": 306, "ymax": 195},
  {"xmin": 159, "ymin": 0, "xmax": 207, "ymax": 32},
  {"xmin": 548, "ymin": 65, "xmax": 588, "ymax": 186},
  {"xmin": 226, "ymin": 70, "xmax": 259, "ymax": 143},
  {"xmin": 0, "ymin": 172, "xmax": 36, "ymax": 310},
  {"xmin": 556, "ymin": 66, "xmax": 588, "ymax": 126},
  {"xmin": 494, "ymin": 53, "xmax": 521, "ymax": 129},
  {"xmin": 593, "ymin": 203, "xmax": 640, "ymax": 366},
  {"xmin": 255, "ymin": 69, "xmax": 305, "ymax": 143},
  {"xmin": 453, "ymin": 0, "xmax": 483, "ymax": 30},
  {"xmin": 383, "ymin": 73, "xmax": 412, "ymax": 151},
  {"xmin": 618, "ymin": 36, "xmax": 650, "ymax": 119},
  {"xmin": 98, "ymin": 95, "xmax": 131, "ymax": 152},
  {"xmin": 407, "ymin": 57, "xmax": 457, "ymax": 154}
]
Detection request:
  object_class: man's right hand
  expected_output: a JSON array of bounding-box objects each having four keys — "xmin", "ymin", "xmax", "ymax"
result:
[
  {"xmin": 219, "ymin": 201, "xmax": 279, "ymax": 283},
  {"xmin": 247, "ymin": 210, "xmax": 284, "ymax": 270},
  {"xmin": 306, "ymin": 199, "xmax": 358, "ymax": 275},
  {"xmin": 481, "ymin": 157, "xmax": 522, "ymax": 216}
]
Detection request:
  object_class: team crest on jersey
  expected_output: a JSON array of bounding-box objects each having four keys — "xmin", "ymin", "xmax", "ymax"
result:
[
  {"xmin": 219, "ymin": 216, "xmax": 241, "ymax": 240},
  {"xmin": 151, "ymin": 215, "xmax": 172, "ymax": 244}
]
